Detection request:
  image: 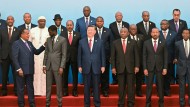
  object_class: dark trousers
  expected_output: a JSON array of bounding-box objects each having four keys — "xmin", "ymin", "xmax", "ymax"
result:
[
  {"xmin": 1, "ymin": 56, "xmax": 17, "ymax": 94},
  {"xmin": 63, "ymin": 60, "xmax": 78, "ymax": 92},
  {"xmin": 178, "ymin": 68, "xmax": 190, "ymax": 106},
  {"xmin": 112, "ymin": 73, "xmax": 118, "ymax": 83},
  {"xmin": 16, "ymin": 74, "xmax": 35, "ymax": 106},
  {"xmin": 118, "ymin": 68, "xmax": 135, "ymax": 107},
  {"xmin": 164, "ymin": 63, "xmax": 175, "ymax": 94},
  {"xmin": 146, "ymin": 69, "xmax": 164, "ymax": 106},
  {"xmin": 136, "ymin": 65, "xmax": 143, "ymax": 93},
  {"xmin": 83, "ymin": 67, "xmax": 101, "ymax": 107},
  {"xmin": 101, "ymin": 60, "xmax": 110, "ymax": 92}
]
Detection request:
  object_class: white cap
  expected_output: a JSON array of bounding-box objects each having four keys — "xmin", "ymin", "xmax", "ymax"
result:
[{"xmin": 38, "ymin": 16, "xmax": 46, "ymax": 21}]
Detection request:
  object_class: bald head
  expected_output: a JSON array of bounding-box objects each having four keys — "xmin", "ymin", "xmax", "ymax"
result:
[
  {"xmin": 129, "ymin": 24, "xmax": 137, "ymax": 36},
  {"xmin": 120, "ymin": 27, "xmax": 129, "ymax": 39},
  {"xmin": 115, "ymin": 11, "xmax": 123, "ymax": 23},
  {"xmin": 83, "ymin": 6, "xmax": 91, "ymax": 17},
  {"xmin": 142, "ymin": 11, "xmax": 150, "ymax": 22},
  {"xmin": 7, "ymin": 16, "xmax": 14, "ymax": 27}
]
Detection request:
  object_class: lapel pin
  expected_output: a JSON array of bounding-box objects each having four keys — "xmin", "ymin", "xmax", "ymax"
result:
[
  {"xmin": 150, "ymin": 22, "xmax": 151, "ymax": 25},
  {"xmin": 104, "ymin": 31, "xmax": 106, "ymax": 32},
  {"xmin": 170, "ymin": 33, "xmax": 171, "ymax": 36},
  {"xmin": 14, "ymin": 28, "xmax": 15, "ymax": 31},
  {"xmin": 138, "ymin": 38, "xmax": 139, "ymax": 41},
  {"xmin": 61, "ymin": 29, "xmax": 63, "ymax": 31},
  {"xmin": 159, "ymin": 41, "xmax": 161, "ymax": 43},
  {"xmin": 95, "ymin": 40, "xmax": 97, "ymax": 42},
  {"xmin": 91, "ymin": 20, "xmax": 92, "ymax": 22},
  {"xmin": 74, "ymin": 34, "xmax": 76, "ymax": 36},
  {"xmin": 128, "ymin": 41, "xmax": 130, "ymax": 43},
  {"xmin": 0, "ymin": 23, "xmax": 1, "ymax": 25},
  {"xmin": 180, "ymin": 22, "xmax": 182, "ymax": 24}
]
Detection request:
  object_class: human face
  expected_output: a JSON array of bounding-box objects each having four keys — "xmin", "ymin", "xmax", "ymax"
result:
[
  {"xmin": 83, "ymin": 7, "xmax": 91, "ymax": 17},
  {"xmin": 38, "ymin": 19, "xmax": 46, "ymax": 28},
  {"xmin": 160, "ymin": 20, "xmax": 169, "ymax": 31},
  {"xmin": 7, "ymin": 16, "xmax": 14, "ymax": 27},
  {"xmin": 142, "ymin": 12, "xmax": 150, "ymax": 22},
  {"xmin": 182, "ymin": 30, "xmax": 190, "ymax": 41},
  {"xmin": 151, "ymin": 28, "xmax": 160, "ymax": 40},
  {"xmin": 21, "ymin": 29, "xmax": 30, "ymax": 41},
  {"xmin": 173, "ymin": 10, "xmax": 180, "ymax": 22},
  {"xmin": 115, "ymin": 12, "xmax": 123, "ymax": 23},
  {"xmin": 129, "ymin": 25, "xmax": 137, "ymax": 36},
  {"xmin": 66, "ymin": 20, "xmax": 74, "ymax": 32},
  {"xmin": 96, "ymin": 18, "xmax": 104, "ymax": 28},
  {"xmin": 54, "ymin": 19, "xmax": 62, "ymax": 27},
  {"xmin": 24, "ymin": 13, "xmax": 31, "ymax": 24},
  {"xmin": 87, "ymin": 27, "xmax": 96, "ymax": 38},
  {"xmin": 120, "ymin": 28, "xmax": 129, "ymax": 39}
]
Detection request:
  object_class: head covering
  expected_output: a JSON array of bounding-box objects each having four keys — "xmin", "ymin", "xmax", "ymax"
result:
[
  {"xmin": 53, "ymin": 14, "xmax": 62, "ymax": 21},
  {"xmin": 38, "ymin": 16, "xmax": 46, "ymax": 21}
]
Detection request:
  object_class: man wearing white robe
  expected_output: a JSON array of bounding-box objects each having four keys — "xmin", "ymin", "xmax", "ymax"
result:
[{"xmin": 29, "ymin": 16, "xmax": 49, "ymax": 96}]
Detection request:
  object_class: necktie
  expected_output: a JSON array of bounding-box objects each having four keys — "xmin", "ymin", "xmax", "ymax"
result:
[
  {"xmin": 163, "ymin": 31, "xmax": 167, "ymax": 39},
  {"xmin": 68, "ymin": 32, "xmax": 72, "ymax": 45},
  {"xmin": 145, "ymin": 22, "xmax": 148, "ymax": 34},
  {"xmin": 132, "ymin": 36, "xmax": 135, "ymax": 40},
  {"xmin": 98, "ymin": 29, "xmax": 102, "ymax": 39},
  {"xmin": 57, "ymin": 28, "xmax": 61, "ymax": 36},
  {"xmin": 122, "ymin": 39, "xmax": 126, "ymax": 53},
  {"xmin": 27, "ymin": 25, "xmax": 30, "ymax": 31},
  {"xmin": 89, "ymin": 39, "xmax": 92, "ymax": 52},
  {"xmin": 52, "ymin": 36, "xmax": 55, "ymax": 49},
  {"xmin": 25, "ymin": 41, "xmax": 31, "ymax": 51},
  {"xmin": 86, "ymin": 17, "xmax": 89, "ymax": 28},
  {"xmin": 8, "ymin": 27, "xmax": 12, "ymax": 40},
  {"xmin": 175, "ymin": 22, "xmax": 179, "ymax": 32},
  {"xmin": 185, "ymin": 41, "xmax": 189, "ymax": 58},
  {"xmin": 118, "ymin": 23, "xmax": 121, "ymax": 33},
  {"xmin": 154, "ymin": 40, "xmax": 157, "ymax": 52}
]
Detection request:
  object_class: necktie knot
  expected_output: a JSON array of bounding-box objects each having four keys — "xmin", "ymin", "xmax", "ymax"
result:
[{"xmin": 9, "ymin": 27, "xmax": 12, "ymax": 30}]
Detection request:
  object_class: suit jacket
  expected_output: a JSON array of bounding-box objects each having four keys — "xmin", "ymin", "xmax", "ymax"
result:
[
  {"xmin": 17, "ymin": 23, "xmax": 37, "ymax": 31},
  {"xmin": 169, "ymin": 19, "xmax": 188, "ymax": 41},
  {"xmin": 109, "ymin": 21, "xmax": 129, "ymax": 40},
  {"xmin": 12, "ymin": 39, "xmax": 45, "ymax": 74},
  {"xmin": 0, "ymin": 26, "xmax": 20, "ymax": 60},
  {"xmin": 111, "ymin": 37, "xmax": 139, "ymax": 74},
  {"xmin": 175, "ymin": 40, "xmax": 190, "ymax": 75},
  {"xmin": 143, "ymin": 39, "xmax": 168, "ymax": 72},
  {"xmin": 78, "ymin": 37, "xmax": 106, "ymax": 74},
  {"xmin": 136, "ymin": 21, "xmax": 156, "ymax": 41},
  {"xmin": 43, "ymin": 36, "xmax": 67, "ymax": 71},
  {"xmin": 159, "ymin": 30, "xmax": 177, "ymax": 63},
  {"xmin": 95, "ymin": 27, "xmax": 113, "ymax": 60},
  {"xmin": 75, "ymin": 16, "xmax": 96, "ymax": 38},
  {"xmin": 128, "ymin": 34, "xmax": 144, "ymax": 64},
  {"xmin": 0, "ymin": 19, "xmax": 6, "ymax": 29},
  {"xmin": 58, "ymin": 25, "xmax": 67, "ymax": 36},
  {"xmin": 61, "ymin": 31, "xmax": 81, "ymax": 62}
]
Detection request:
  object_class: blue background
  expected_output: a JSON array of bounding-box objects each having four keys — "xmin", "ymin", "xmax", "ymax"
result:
[{"xmin": 0, "ymin": 0, "xmax": 189, "ymax": 84}]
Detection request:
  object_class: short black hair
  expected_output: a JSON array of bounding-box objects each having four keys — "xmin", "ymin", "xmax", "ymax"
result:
[
  {"xmin": 48, "ymin": 25, "xmax": 57, "ymax": 32},
  {"xmin": 182, "ymin": 29, "xmax": 190, "ymax": 33},
  {"xmin": 96, "ymin": 16, "xmax": 104, "ymax": 21},
  {"xmin": 87, "ymin": 25, "xmax": 96, "ymax": 30},
  {"xmin": 21, "ymin": 28, "xmax": 28, "ymax": 34},
  {"xmin": 173, "ymin": 9, "xmax": 181, "ymax": 14}
]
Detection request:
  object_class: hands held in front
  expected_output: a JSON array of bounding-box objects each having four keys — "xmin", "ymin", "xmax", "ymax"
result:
[
  {"xmin": 144, "ymin": 69, "xmax": 167, "ymax": 76},
  {"xmin": 112, "ymin": 68, "xmax": 116, "ymax": 75},
  {"xmin": 134, "ymin": 67, "xmax": 139, "ymax": 74},
  {"xmin": 43, "ymin": 67, "xmax": 63, "ymax": 75},
  {"xmin": 144, "ymin": 69, "xmax": 148, "ymax": 76},
  {"xmin": 78, "ymin": 67, "xmax": 82, "ymax": 73},
  {"xmin": 78, "ymin": 67, "xmax": 105, "ymax": 74},
  {"xmin": 18, "ymin": 69, "xmax": 24, "ymax": 77},
  {"xmin": 173, "ymin": 59, "xmax": 178, "ymax": 64}
]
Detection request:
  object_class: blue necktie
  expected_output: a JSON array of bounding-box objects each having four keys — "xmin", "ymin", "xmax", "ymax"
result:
[{"xmin": 57, "ymin": 28, "xmax": 61, "ymax": 36}]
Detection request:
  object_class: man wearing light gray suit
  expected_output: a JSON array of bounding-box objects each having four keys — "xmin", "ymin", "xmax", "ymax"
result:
[{"xmin": 43, "ymin": 25, "xmax": 67, "ymax": 107}]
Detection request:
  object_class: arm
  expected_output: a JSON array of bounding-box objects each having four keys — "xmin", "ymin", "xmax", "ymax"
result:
[
  {"xmin": 75, "ymin": 19, "xmax": 80, "ymax": 32},
  {"xmin": 60, "ymin": 38, "xmax": 67, "ymax": 69},
  {"xmin": 43, "ymin": 39, "xmax": 49, "ymax": 66},
  {"xmin": 173, "ymin": 42, "xmax": 179, "ymax": 63},
  {"xmin": 101, "ymin": 41, "xmax": 106, "ymax": 67},
  {"xmin": 77, "ymin": 41, "xmax": 82, "ymax": 68},
  {"xmin": 134, "ymin": 41, "xmax": 140, "ymax": 68},
  {"xmin": 110, "ymin": 42, "xmax": 116, "ymax": 69},
  {"xmin": 143, "ymin": 42, "xmax": 147, "ymax": 70},
  {"xmin": 163, "ymin": 42, "xmax": 168, "ymax": 69},
  {"xmin": 0, "ymin": 30, "xmax": 2, "ymax": 61},
  {"xmin": 12, "ymin": 42, "xmax": 21, "ymax": 71}
]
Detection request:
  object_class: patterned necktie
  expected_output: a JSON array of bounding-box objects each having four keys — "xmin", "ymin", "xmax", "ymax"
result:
[
  {"xmin": 118, "ymin": 23, "xmax": 121, "ymax": 33},
  {"xmin": 145, "ymin": 22, "xmax": 148, "ymax": 34},
  {"xmin": 122, "ymin": 39, "xmax": 126, "ymax": 53},
  {"xmin": 68, "ymin": 32, "xmax": 72, "ymax": 45},
  {"xmin": 89, "ymin": 39, "xmax": 92, "ymax": 52},
  {"xmin": 57, "ymin": 28, "xmax": 61, "ymax": 36},
  {"xmin": 175, "ymin": 22, "xmax": 179, "ymax": 32},
  {"xmin": 98, "ymin": 29, "xmax": 102, "ymax": 39},
  {"xmin": 27, "ymin": 25, "xmax": 30, "ymax": 31},
  {"xmin": 86, "ymin": 17, "xmax": 89, "ymax": 28},
  {"xmin": 163, "ymin": 31, "xmax": 167, "ymax": 39},
  {"xmin": 154, "ymin": 40, "xmax": 157, "ymax": 52},
  {"xmin": 185, "ymin": 41, "xmax": 189, "ymax": 58},
  {"xmin": 8, "ymin": 27, "xmax": 12, "ymax": 40},
  {"xmin": 25, "ymin": 41, "xmax": 31, "ymax": 51}
]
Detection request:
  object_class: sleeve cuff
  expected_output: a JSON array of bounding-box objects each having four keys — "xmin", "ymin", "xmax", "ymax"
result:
[{"xmin": 17, "ymin": 68, "xmax": 21, "ymax": 72}]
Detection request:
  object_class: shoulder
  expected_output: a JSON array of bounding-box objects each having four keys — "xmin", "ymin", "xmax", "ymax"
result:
[
  {"xmin": 109, "ymin": 22, "xmax": 115, "ymax": 26},
  {"xmin": 90, "ymin": 16, "xmax": 96, "ymax": 20},
  {"xmin": 122, "ymin": 21, "xmax": 129, "ymax": 25},
  {"xmin": 136, "ymin": 21, "xmax": 143, "ymax": 26},
  {"xmin": 18, "ymin": 24, "xmax": 24, "ymax": 28}
]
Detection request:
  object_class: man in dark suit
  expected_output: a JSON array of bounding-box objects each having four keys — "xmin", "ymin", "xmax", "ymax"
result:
[
  {"xmin": 78, "ymin": 25, "xmax": 105, "ymax": 107},
  {"xmin": 0, "ymin": 16, "xmax": 20, "ymax": 96},
  {"xmin": 62, "ymin": 20, "xmax": 81, "ymax": 97},
  {"xmin": 75, "ymin": 6, "xmax": 96, "ymax": 38},
  {"xmin": 111, "ymin": 27, "xmax": 139, "ymax": 107},
  {"xmin": 169, "ymin": 9, "xmax": 188, "ymax": 41},
  {"xmin": 136, "ymin": 11, "xmax": 156, "ymax": 41},
  {"xmin": 129, "ymin": 24, "xmax": 144, "ymax": 97},
  {"xmin": 0, "ymin": 13, "xmax": 6, "ymax": 29},
  {"xmin": 159, "ymin": 19, "xmax": 177, "ymax": 96},
  {"xmin": 43, "ymin": 25, "xmax": 67, "ymax": 107},
  {"xmin": 95, "ymin": 16, "xmax": 113, "ymax": 97},
  {"xmin": 18, "ymin": 13, "xmax": 37, "ymax": 31},
  {"xmin": 174, "ymin": 29, "xmax": 190, "ymax": 107},
  {"xmin": 109, "ymin": 11, "xmax": 129, "ymax": 85},
  {"xmin": 12, "ymin": 29, "xmax": 45, "ymax": 107},
  {"xmin": 53, "ymin": 14, "xmax": 67, "ymax": 36},
  {"xmin": 143, "ymin": 28, "xmax": 168, "ymax": 107}
]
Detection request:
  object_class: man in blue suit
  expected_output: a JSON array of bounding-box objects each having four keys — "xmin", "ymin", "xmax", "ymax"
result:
[
  {"xmin": 18, "ymin": 13, "xmax": 37, "ymax": 31},
  {"xmin": 174, "ymin": 29, "xmax": 190, "ymax": 107},
  {"xmin": 75, "ymin": 6, "xmax": 96, "ymax": 38},
  {"xmin": 12, "ymin": 29, "xmax": 45, "ymax": 107},
  {"xmin": 78, "ymin": 25, "xmax": 105, "ymax": 107},
  {"xmin": 159, "ymin": 19, "xmax": 177, "ymax": 96},
  {"xmin": 0, "ymin": 13, "xmax": 6, "ymax": 29}
]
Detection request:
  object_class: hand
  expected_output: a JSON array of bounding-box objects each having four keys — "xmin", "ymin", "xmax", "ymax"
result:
[
  {"xmin": 78, "ymin": 67, "xmax": 82, "ymax": 73},
  {"xmin": 144, "ymin": 69, "xmax": 148, "ymax": 76},
  {"xmin": 162, "ymin": 69, "xmax": 167, "ymax": 75},
  {"xmin": 58, "ymin": 68, "xmax": 63, "ymax": 75},
  {"xmin": 134, "ymin": 67, "xmax": 139, "ymax": 74},
  {"xmin": 101, "ymin": 67, "xmax": 105, "ymax": 74},
  {"xmin": 43, "ymin": 67, "xmax": 46, "ymax": 74},
  {"xmin": 18, "ymin": 69, "xmax": 24, "ymax": 77},
  {"xmin": 112, "ymin": 68, "xmax": 116, "ymax": 75},
  {"xmin": 173, "ymin": 59, "xmax": 178, "ymax": 64}
]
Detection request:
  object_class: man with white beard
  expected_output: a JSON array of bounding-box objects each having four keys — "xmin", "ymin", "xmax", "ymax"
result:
[{"xmin": 29, "ymin": 16, "xmax": 49, "ymax": 96}]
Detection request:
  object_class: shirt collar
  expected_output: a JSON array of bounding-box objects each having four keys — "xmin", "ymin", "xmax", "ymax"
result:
[
  {"xmin": 143, "ymin": 21, "xmax": 149, "ymax": 25},
  {"xmin": 7, "ymin": 26, "xmax": 14, "ymax": 29},
  {"xmin": 68, "ymin": 31, "xmax": 73, "ymax": 35},
  {"xmin": 88, "ymin": 36, "xmax": 94, "ymax": 41},
  {"xmin": 183, "ymin": 39, "xmax": 189, "ymax": 42},
  {"xmin": 152, "ymin": 38, "xmax": 159, "ymax": 42},
  {"xmin": 97, "ymin": 27, "xmax": 103, "ymax": 31},
  {"xmin": 162, "ymin": 29, "xmax": 169, "ymax": 33},
  {"xmin": 20, "ymin": 37, "xmax": 27, "ymax": 43},
  {"xmin": 25, "ymin": 23, "xmax": 31, "ymax": 27}
]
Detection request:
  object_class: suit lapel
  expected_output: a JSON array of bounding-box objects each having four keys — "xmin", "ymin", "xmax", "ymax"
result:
[
  {"xmin": 114, "ymin": 22, "xmax": 120, "ymax": 35},
  {"xmin": 53, "ymin": 36, "xmax": 60, "ymax": 49},
  {"xmin": 92, "ymin": 38, "xmax": 98, "ymax": 53},
  {"xmin": 85, "ymin": 38, "xmax": 91, "ymax": 53},
  {"xmin": 150, "ymin": 39, "xmax": 155, "ymax": 53},
  {"xmin": 156, "ymin": 39, "xmax": 162, "ymax": 53},
  {"xmin": 140, "ymin": 21, "xmax": 147, "ymax": 35},
  {"xmin": 71, "ymin": 32, "xmax": 77, "ymax": 45},
  {"xmin": 126, "ymin": 38, "xmax": 131, "ymax": 55},
  {"xmin": 19, "ymin": 39, "xmax": 31, "ymax": 54}
]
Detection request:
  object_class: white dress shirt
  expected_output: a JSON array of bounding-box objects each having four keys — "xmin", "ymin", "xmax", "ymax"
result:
[
  {"xmin": 143, "ymin": 21, "xmax": 149, "ymax": 31},
  {"xmin": 152, "ymin": 38, "xmax": 159, "ymax": 47},
  {"xmin": 7, "ymin": 26, "xmax": 14, "ymax": 36},
  {"xmin": 121, "ymin": 37, "xmax": 128, "ymax": 45},
  {"xmin": 130, "ymin": 34, "xmax": 137, "ymax": 41},
  {"xmin": 84, "ymin": 16, "xmax": 90, "ymax": 24},
  {"xmin": 25, "ymin": 23, "xmax": 31, "ymax": 30}
]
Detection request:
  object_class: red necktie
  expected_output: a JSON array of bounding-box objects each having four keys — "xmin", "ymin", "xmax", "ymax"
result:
[
  {"xmin": 122, "ymin": 39, "xmax": 126, "ymax": 53},
  {"xmin": 89, "ymin": 39, "xmax": 92, "ymax": 51},
  {"xmin": 154, "ymin": 40, "xmax": 157, "ymax": 52},
  {"xmin": 69, "ymin": 32, "xmax": 72, "ymax": 45},
  {"xmin": 8, "ymin": 27, "xmax": 12, "ymax": 40}
]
